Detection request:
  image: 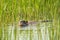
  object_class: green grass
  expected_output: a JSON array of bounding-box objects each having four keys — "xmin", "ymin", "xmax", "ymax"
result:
[{"xmin": 0, "ymin": 0, "xmax": 60, "ymax": 40}]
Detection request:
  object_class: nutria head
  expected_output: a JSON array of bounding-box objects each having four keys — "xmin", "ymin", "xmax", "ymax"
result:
[{"xmin": 20, "ymin": 20, "xmax": 28, "ymax": 27}]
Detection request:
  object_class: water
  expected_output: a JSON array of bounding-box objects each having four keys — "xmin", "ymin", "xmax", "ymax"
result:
[
  {"xmin": 1, "ymin": 27, "xmax": 4, "ymax": 40},
  {"xmin": 40, "ymin": 23, "xmax": 50, "ymax": 40},
  {"xmin": 2, "ymin": 22, "xmax": 52, "ymax": 40}
]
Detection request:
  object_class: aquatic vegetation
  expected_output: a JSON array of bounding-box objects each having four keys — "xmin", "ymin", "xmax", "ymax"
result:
[{"xmin": 0, "ymin": 0, "xmax": 60, "ymax": 40}]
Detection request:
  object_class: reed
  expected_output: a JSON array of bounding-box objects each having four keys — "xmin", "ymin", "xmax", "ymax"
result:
[{"xmin": 0, "ymin": 0, "xmax": 60, "ymax": 40}]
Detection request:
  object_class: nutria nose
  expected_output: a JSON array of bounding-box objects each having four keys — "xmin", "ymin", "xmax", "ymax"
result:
[{"xmin": 20, "ymin": 20, "xmax": 28, "ymax": 27}]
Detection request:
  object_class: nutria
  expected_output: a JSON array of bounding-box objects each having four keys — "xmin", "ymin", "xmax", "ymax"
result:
[
  {"xmin": 19, "ymin": 20, "xmax": 28, "ymax": 27},
  {"xmin": 19, "ymin": 20, "xmax": 52, "ymax": 27}
]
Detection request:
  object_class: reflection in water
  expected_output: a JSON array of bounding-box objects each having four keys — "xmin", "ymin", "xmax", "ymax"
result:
[
  {"xmin": 2, "ymin": 22, "xmax": 52, "ymax": 40},
  {"xmin": 40, "ymin": 25, "xmax": 50, "ymax": 40}
]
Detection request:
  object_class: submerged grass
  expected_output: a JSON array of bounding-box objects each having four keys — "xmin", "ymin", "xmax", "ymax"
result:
[{"xmin": 0, "ymin": 0, "xmax": 60, "ymax": 40}]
